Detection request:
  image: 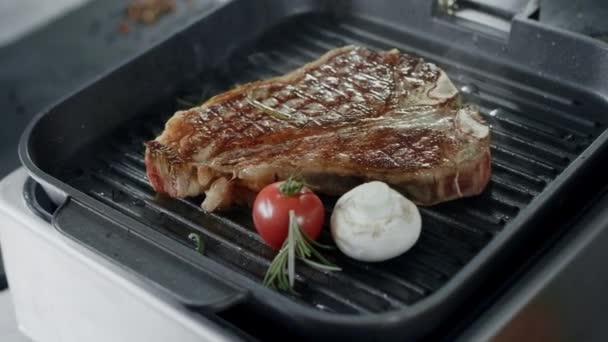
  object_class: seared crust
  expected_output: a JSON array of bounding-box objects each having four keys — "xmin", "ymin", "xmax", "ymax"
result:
[{"xmin": 145, "ymin": 46, "xmax": 491, "ymax": 211}]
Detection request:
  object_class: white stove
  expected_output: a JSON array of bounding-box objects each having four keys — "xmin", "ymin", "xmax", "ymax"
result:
[{"xmin": 0, "ymin": 168, "xmax": 237, "ymax": 342}]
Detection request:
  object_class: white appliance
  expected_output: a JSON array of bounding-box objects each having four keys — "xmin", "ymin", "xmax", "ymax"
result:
[{"xmin": 0, "ymin": 168, "xmax": 237, "ymax": 342}]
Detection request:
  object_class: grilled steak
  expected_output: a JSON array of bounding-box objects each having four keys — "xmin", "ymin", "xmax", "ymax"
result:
[{"xmin": 145, "ymin": 46, "xmax": 491, "ymax": 211}]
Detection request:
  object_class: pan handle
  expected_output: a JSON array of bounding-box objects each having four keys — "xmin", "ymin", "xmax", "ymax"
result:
[{"xmin": 52, "ymin": 198, "xmax": 248, "ymax": 312}]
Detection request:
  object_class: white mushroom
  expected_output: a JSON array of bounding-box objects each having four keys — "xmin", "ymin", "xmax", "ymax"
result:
[{"xmin": 330, "ymin": 182, "xmax": 421, "ymax": 262}]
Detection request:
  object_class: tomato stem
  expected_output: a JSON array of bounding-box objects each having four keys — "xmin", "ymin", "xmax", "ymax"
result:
[{"xmin": 278, "ymin": 175, "xmax": 306, "ymax": 196}]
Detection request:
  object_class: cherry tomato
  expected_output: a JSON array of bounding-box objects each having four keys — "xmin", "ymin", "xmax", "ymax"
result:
[{"xmin": 252, "ymin": 181, "xmax": 324, "ymax": 250}]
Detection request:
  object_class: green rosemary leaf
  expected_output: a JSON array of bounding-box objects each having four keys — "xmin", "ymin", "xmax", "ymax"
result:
[
  {"xmin": 188, "ymin": 233, "xmax": 205, "ymax": 254},
  {"xmin": 246, "ymin": 88, "xmax": 292, "ymax": 120},
  {"xmin": 299, "ymin": 257, "xmax": 342, "ymax": 272},
  {"xmin": 302, "ymin": 232, "xmax": 337, "ymax": 250},
  {"xmin": 296, "ymin": 239, "xmax": 310, "ymax": 258},
  {"xmin": 307, "ymin": 243, "xmax": 338, "ymax": 267},
  {"xmin": 295, "ymin": 228, "xmax": 313, "ymax": 258},
  {"xmin": 263, "ymin": 248, "xmax": 286, "ymax": 287}
]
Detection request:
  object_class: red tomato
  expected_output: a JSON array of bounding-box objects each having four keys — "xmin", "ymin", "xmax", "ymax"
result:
[{"xmin": 252, "ymin": 181, "xmax": 324, "ymax": 250}]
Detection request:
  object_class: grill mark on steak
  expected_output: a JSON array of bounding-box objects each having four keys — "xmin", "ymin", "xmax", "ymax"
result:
[{"xmin": 145, "ymin": 46, "xmax": 491, "ymax": 211}]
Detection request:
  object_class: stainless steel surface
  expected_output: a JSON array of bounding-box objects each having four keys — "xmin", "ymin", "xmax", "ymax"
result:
[
  {"xmin": 459, "ymin": 187, "xmax": 608, "ymax": 341},
  {"xmin": 0, "ymin": 0, "xmax": 90, "ymax": 46},
  {"xmin": 437, "ymin": 0, "xmax": 538, "ymax": 32},
  {"xmin": 540, "ymin": 0, "xmax": 608, "ymax": 43}
]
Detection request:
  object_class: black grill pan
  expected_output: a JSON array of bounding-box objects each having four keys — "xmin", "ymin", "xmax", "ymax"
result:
[{"xmin": 19, "ymin": 0, "xmax": 608, "ymax": 340}]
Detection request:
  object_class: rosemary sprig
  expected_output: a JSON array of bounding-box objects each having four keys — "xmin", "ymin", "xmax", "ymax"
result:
[
  {"xmin": 263, "ymin": 210, "xmax": 341, "ymax": 292},
  {"xmin": 246, "ymin": 87, "xmax": 292, "ymax": 120}
]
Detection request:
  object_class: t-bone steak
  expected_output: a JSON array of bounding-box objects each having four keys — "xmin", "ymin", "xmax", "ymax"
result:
[{"xmin": 145, "ymin": 46, "xmax": 491, "ymax": 211}]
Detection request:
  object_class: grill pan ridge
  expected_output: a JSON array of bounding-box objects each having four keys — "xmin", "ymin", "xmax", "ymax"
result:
[{"xmin": 18, "ymin": 0, "xmax": 608, "ymax": 340}]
